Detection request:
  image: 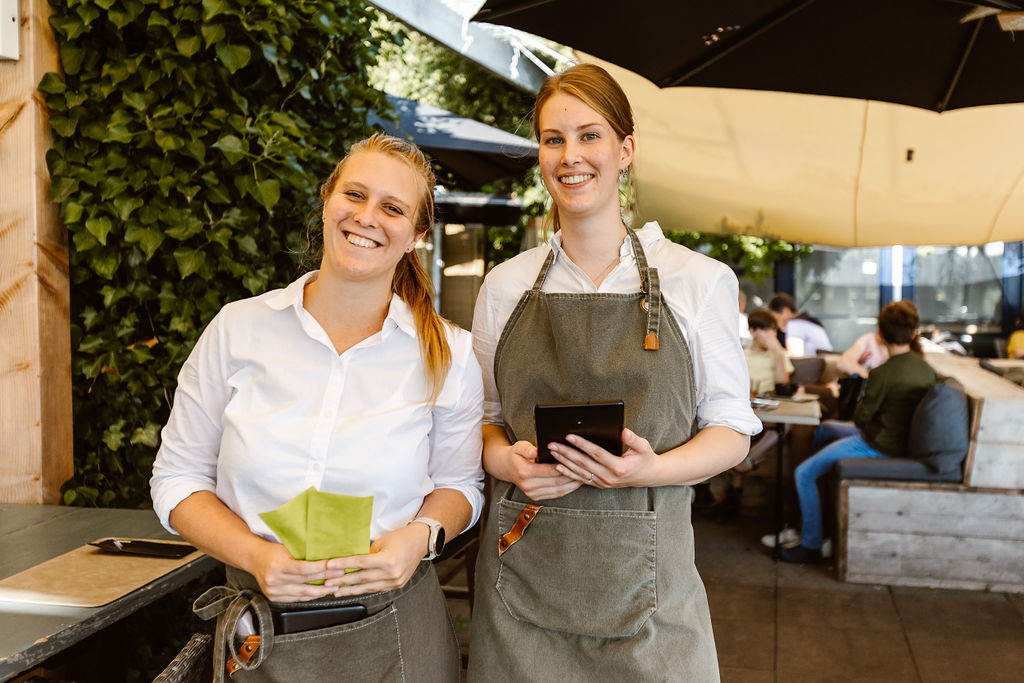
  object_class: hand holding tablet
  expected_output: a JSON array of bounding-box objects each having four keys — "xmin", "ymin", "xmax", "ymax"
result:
[{"xmin": 534, "ymin": 400, "xmax": 625, "ymax": 464}]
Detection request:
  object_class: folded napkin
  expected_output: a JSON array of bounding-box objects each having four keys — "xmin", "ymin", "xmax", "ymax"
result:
[{"xmin": 259, "ymin": 487, "xmax": 373, "ymax": 581}]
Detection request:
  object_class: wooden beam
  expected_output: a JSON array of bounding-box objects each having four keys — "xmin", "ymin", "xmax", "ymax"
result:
[{"xmin": 0, "ymin": 0, "xmax": 71, "ymax": 503}]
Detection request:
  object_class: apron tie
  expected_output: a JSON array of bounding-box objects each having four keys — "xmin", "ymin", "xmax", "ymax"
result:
[{"xmin": 194, "ymin": 584, "xmax": 275, "ymax": 679}]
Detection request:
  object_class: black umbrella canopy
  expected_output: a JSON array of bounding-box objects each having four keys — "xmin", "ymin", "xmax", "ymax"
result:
[
  {"xmin": 473, "ymin": 0, "xmax": 1024, "ymax": 112},
  {"xmin": 369, "ymin": 95, "xmax": 538, "ymax": 189}
]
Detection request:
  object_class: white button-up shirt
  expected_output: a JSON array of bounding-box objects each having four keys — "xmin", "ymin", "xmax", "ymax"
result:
[
  {"xmin": 151, "ymin": 272, "xmax": 485, "ymax": 542},
  {"xmin": 472, "ymin": 222, "xmax": 762, "ymax": 437}
]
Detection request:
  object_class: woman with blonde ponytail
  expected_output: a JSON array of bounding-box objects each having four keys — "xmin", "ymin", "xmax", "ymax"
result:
[{"xmin": 152, "ymin": 133, "xmax": 483, "ymax": 681}]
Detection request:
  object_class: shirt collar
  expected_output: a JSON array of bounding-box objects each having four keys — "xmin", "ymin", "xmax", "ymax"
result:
[
  {"xmin": 547, "ymin": 221, "xmax": 665, "ymax": 261},
  {"xmin": 265, "ymin": 272, "xmax": 417, "ymax": 340}
]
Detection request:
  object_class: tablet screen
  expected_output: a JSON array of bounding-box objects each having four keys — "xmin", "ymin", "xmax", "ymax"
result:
[{"xmin": 534, "ymin": 400, "xmax": 624, "ymax": 464}]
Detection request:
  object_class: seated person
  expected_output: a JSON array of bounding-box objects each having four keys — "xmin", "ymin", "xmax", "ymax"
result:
[
  {"xmin": 769, "ymin": 292, "xmax": 833, "ymax": 356},
  {"xmin": 780, "ymin": 300, "xmax": 935, "ymax": 562},
  {"xmin": 714, "ymin": 311, "xmax": 793, "ymax": 519},
  {"xmin": 1008, "ymin": 308, "xmax": 1024, "ymax": 359},
  {"xmin": 836, "ymin": 330, "xmax": 889, "ymax": 378}
]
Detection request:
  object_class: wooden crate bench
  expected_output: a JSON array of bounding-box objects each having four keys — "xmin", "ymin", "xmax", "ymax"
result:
[
  {"xmin": 834, "ymin": 353, "xmax": 1024, "ymax": 592},
  {"xmin": 838, "ymin": 480, "xmax": 1024, "ymax": 592}
]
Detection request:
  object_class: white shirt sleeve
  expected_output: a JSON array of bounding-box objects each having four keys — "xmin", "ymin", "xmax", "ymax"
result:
[
  {"xmin": 428, "ymin": 330, "xmax": 486, "ymax": 532},
  {"xmin": 684, "ymin": 266, "xmax": 763, "ymax": 436},
  {"xmin": 150, "ymin": 310, "xmax": 230, "ymax": 533},
  {"xmin": 472, "ymin": 269, "xmax": 506, "ymax": 427}
]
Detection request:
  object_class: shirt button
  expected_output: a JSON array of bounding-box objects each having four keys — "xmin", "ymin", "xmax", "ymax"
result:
[{"xmin": 312, "ymin": 463, "xmax": 322, "ymax": 472}]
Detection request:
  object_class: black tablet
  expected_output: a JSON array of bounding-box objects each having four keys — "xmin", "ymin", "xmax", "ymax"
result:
[{"xmin": 534, "ymin": 400, "xmax": 625, "ymax": 464}]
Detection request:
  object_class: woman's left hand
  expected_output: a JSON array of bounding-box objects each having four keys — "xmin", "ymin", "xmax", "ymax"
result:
[
  {"xmin": 550, "ymin": 428, "xmax": 662, "ymax": 489},
  {"xmin": 322, "ymin": 523, "xmax": 428, "ymax": 597}
]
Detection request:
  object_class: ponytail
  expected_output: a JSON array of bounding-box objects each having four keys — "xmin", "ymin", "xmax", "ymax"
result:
[{"xmin": 392, "ymin": 250, "xmax": 452, "ymax": 404}]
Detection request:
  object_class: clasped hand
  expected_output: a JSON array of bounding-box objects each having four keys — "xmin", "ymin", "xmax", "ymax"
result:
[
  {"xmin": 549, "ymin": 428, "xmax": 660, "ymax": 489},
  {"xmin": 251, "ymin": 525, "xmax": 428, "ymax": 602},
  {"xmin": 499, "ymin": 428, "xmax": 661, "ymax": 500}
]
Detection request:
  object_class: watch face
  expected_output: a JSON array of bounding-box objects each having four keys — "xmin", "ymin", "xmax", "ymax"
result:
[{"xmin": 434, "ymin": 527, "xmax": 446, "ymax": 555}]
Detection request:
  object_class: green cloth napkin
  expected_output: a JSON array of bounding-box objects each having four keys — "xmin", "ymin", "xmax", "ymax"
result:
[{"xmin": 259, "ymin": 487, "xmax": 373, "ymax": 582}]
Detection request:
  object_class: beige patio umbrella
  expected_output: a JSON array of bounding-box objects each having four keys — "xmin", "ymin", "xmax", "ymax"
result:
[{"xmin": 589, "ymin": 57, "xmax": 1024, "ymax": 247}]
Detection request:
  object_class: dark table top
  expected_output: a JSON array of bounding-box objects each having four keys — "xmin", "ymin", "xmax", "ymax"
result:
[{"xmin": 0, "ymin": 504, "xmax": 220, "ymax": 681}]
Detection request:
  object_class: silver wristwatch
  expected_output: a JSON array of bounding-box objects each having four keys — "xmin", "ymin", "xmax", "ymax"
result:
[{"xmin": 411, "ymin": 517, "xmax": 446, "ymax": 560}]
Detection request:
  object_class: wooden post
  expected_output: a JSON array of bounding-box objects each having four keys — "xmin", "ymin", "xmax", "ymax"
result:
[{"xmin": 0, "ymin": 0, "xmax": 72, "ymax": 503}]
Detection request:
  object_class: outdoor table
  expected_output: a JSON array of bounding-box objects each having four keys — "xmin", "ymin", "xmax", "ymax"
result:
[
  {"xmin": 0, "ymin": 504, "xmax": 220, "ymax": 681},
  {"xmin": 753, "ymin": 396, "xmax": 822, "ymax": 559}
]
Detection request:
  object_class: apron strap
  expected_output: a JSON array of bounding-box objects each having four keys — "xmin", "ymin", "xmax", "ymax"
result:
[
  {"xmin": 531, "ymin": 250, "xmax": 557, "ymax": 291},
  {"xmin": 194, "ymin": 584, "xmax": 275, "ymax": 680},
  {"xmin": 626, "ymin": 229, "xmax": 661, "ymax": 351}
]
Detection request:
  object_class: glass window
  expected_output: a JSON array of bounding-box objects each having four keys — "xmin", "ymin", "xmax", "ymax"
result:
[
  {"xmin": 794, "ymin": 247, "xmax": 883, "ymax": 352},
  {"xmin": 914, "ymin": 243, "xmax": 1004, "ymax": 338}
]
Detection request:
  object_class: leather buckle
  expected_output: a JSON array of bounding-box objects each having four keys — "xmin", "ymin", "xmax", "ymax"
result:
[
  {"xmin": 498, "ymin": 504, "xmax": 542, "ymax": 556},
  {"xmin": 226, "ymin": 634, "xmax": 260, "ymax": 676}
]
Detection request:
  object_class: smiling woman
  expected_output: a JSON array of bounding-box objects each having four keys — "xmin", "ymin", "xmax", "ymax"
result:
[
  {"xmin": 151, "ymin": 133, "xmax": 484, "ymax": 681},
  {"xmin": 468, "ymin": 64, "xmax": 761, "ymax": 682}
]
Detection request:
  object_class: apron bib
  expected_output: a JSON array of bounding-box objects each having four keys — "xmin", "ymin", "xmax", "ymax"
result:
[
  {"xmin": 468, "ymin": 229, "xmax": 719, "ymax": 682},
  {"xmin": 195, "ymin": 560, "xmax": 460, "ymax": 682}
]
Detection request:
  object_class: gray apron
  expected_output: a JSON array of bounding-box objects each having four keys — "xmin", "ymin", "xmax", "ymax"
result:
[
  {"xmin": 195, "ymin": 560, "xmax": 460, "ymax": 682},
  {"xmin": 467, "ymin": 229, "xmax": 720, "ymax": 682}
]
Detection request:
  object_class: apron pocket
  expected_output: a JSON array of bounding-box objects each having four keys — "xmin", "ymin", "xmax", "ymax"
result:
[
  {"xmin": 237, "ymin": 605, "xmax": 404, "ymax": 682},
  {"xmin": 494, "ymin": 498, "xmax": 657, "ymax": 638}
]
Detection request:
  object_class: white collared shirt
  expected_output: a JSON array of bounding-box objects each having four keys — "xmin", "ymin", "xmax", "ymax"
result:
[
  {"xmin": 472, "ymin": 222, "xmax": 762, "ymax": 437},
  {"xmin": 151, "ymin": 272, "xmax": 485, "ymax": 542}
]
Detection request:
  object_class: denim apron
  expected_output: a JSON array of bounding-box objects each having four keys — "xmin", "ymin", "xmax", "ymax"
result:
[
  {"xmin": 467, "ymin": 229, "xmax": 720, "ymax": 682},
  {"xmin": 194, "ymin": 560, "xmax": 460, "ymax": 681}
]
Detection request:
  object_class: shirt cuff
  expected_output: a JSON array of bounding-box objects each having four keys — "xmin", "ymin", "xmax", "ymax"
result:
[
  {"xmin": 151, "ymin": 481, "xmax": 217, "ymax": 534},
  {"xmin": 697, "ymin": 398, "xmax": 764, "ymax": 436},
  {"xmin": 440, "ymin": 484, "xmax": 485, "ymax": 535}
]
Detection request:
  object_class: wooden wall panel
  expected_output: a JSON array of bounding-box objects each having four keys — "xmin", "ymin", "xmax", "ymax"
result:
[{"xmin": 0, "ymin": 0, "xmax": 71, "ymax": 503}]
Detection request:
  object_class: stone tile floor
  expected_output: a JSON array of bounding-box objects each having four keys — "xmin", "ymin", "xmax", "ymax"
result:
[{"xmin": 439, "ymin": 513, "xmax": 1024, "ymax": 682}]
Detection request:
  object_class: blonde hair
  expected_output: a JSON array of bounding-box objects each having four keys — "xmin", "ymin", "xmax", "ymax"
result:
[
  {"xmin": 320, "ymin": 133, "xmax": 452, "ymax": 403},
  {"xmin": 531, "ymin": 63, "xmax": 637, "ymax": 231}
]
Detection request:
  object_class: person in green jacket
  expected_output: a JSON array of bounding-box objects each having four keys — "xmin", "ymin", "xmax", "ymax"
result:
[{"xmin": 781, "ymin": 300, "xmax": 935, "ymax": 563}]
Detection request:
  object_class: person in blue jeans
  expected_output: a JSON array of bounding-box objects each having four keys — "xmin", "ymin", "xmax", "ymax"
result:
[{"xmin": 780, "ymin": 301, "xmax": 936, "ymax": 563}]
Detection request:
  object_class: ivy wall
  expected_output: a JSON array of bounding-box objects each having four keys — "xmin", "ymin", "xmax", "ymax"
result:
[{"xmin": 42, "ymin": 0, "xmax": 389, "ymax": 507}]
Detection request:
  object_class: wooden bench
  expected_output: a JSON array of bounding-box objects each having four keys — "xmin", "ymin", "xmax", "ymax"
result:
[{"xmin": 836, "ymin": 353, "xmax": 1024, "ymax": 592}]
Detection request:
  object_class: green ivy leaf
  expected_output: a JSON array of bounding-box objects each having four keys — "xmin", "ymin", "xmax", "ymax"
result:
[
  {"xmin": 114, "ymin": 196, "xmax": 145, "ymax": 221},
  {"xmin": 215, "ymin": 43, "xmax": 251, "ymax": 74},
  {"xmin": 212, "ymin": 134, "xmax": 247, "ymax": 164},
  {"xmin": 176, "ymin": 33, "xmax": 203, "ymax": 58},
  {"xmin": 86, "ymin": 216, "xmax": 113, "ymax": 245},
  {"xmin": 173, "ymin": 246, "xmax": 207, "ymax": 278},
  {"xmin": 38, "ymin": 72, "xmax": 66, "ymax": 94},
  {"xmin": 201, "ymin": 22, "xmax": 226, "ymax": 47},
  {"xmin": 90, "ymin": 250, "xmax": 121, "ymax": 279},
  {"xmin": 62, "ymin": 202, "xmax": 84, "ymax": 224},
  {"xmin": 256, "ymin": 178, "xmax": 280, "ymax": 210},
  {"xmin": 202, "ymin": 0, "xmax": 231, "ymax": 21},
  {"xmin": 123, "ymin": 90, "xmax": 147, "ymax": 111},
  {"xmin": 131, "ymin": 422, "xmax": 162, "ymax": 448},
  {"xmin": 154, "ymin": 130, "xmax": 185, "ymax": 152},
  {"xmin": 50, "ymin": 114, "xmax": 78, "ymax": 137}
]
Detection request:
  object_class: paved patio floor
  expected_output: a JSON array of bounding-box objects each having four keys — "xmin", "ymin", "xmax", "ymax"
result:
[{"xmin": 440, "ymin": 511, "xmax": 1024, "ymax": 682}]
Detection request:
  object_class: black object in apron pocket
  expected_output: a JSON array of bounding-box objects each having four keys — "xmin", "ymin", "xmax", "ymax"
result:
[
  {"xmin": 494, "ymin": 498, "xmax": 657, "ymax": 638},
  {"xmin": 235, "ymin": 606, "xmax": 404, "ymax": 682}
]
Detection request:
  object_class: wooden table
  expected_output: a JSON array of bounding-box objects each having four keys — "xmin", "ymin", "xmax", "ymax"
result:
[
  {"xmin": 754, "ymin": 397, "xmax": 822, "ymax": 558},
  {"xmin": 0, "ymin": 504, "xmax": 220, "ymax": 681}
]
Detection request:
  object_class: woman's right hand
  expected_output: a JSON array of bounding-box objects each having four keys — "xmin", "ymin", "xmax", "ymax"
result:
[
  {"xmin": 248, "ymin": 541, "xmax": 336, "ymax": 603},
  {"xmin": 501, "ymin": 439, "xmax": 581, "ymax": 500}
]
